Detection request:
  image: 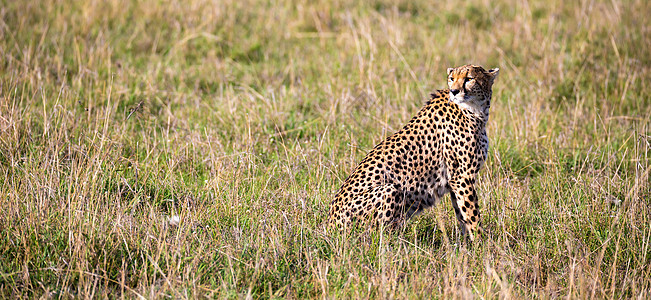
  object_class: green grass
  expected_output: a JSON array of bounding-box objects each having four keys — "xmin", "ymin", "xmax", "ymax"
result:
[{"xmin": 1, "ymin": 0, "xmax": 650, "ymax": 298}]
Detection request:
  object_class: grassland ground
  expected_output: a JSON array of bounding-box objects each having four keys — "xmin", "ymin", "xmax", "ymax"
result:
[{"xmin": 1, "ymin": 0, "xmax": 650, "ymax": 298}]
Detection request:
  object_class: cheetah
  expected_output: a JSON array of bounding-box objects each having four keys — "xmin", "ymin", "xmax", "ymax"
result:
[{"xmin": 328, "ymin": 64, "xmax": 499, "ymax": 241}]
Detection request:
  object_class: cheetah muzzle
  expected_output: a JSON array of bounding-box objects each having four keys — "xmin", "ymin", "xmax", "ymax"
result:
[{"xmin": 328, "ymin": 64, "xmax": 499, "ymax": 242}]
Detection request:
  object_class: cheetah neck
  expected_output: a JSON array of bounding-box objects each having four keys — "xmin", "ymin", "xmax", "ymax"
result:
[
  {"xmin": 456, "ymin": 102, "xmax": 489, "ymax": 122},
  {"xmin": 455, "ymin": 99, "xmax": 491, "ymax": 125}
]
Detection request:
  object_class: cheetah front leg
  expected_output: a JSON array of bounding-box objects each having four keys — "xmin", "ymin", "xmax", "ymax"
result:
[{"xmin": 448, "ymin": 178, "xmax": 481, "ymax": 242}]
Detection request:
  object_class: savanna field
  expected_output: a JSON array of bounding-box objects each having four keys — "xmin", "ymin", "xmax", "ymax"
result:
[{"xmin": 1, "ymin": 0, "xmax": 650, "ymax": 298}]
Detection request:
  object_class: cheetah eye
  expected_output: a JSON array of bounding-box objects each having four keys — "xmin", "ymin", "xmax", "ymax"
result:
[
  {"xmin": 466, "ymin": 77, "xmax": 474, "ymax": 82},
  {"xmin": 449, "ymin": 77, "xmax": 454, "ymax": 81}
]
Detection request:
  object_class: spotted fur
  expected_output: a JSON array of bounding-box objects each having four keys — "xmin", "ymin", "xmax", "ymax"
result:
[{"xmin": 328, "ymin": 65, "xmax": 499, "ymax": 241}]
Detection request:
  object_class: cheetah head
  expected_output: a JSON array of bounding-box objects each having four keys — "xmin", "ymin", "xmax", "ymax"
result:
[{"xmin": 447, "ymin": 65, "xmax": 499, "ymax": 117}]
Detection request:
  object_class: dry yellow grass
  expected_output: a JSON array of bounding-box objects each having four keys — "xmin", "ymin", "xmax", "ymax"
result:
[{"xmin": 1, "ymin": 0, "xmax": 649, "ymax": 298}]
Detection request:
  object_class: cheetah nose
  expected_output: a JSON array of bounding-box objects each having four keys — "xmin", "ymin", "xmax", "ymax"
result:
[{"xmin": 451, "ymin": 89, "xmax": 460, "ymax": 96}]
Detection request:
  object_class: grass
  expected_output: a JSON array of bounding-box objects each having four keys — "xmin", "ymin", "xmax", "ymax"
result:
[{"xmin": 1, "ymin": 0, "xmax": 649, "ymax": 298}]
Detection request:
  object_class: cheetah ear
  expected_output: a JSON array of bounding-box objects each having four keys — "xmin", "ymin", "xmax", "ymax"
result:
[
  {"xmin": 447, "ymin": 68, "xmax": 455, "ymax": 75},
  {"xmin": 488, "ymin": 68, "xmax": 500, "ymax": 79}
]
